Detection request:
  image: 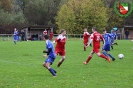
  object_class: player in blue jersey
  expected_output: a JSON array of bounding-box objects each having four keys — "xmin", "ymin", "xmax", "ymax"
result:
[
  {"xmin": 102, "ymin": 29, "xmax": 115, "ymax": 61},
  {"xmin": 110, "ymin": 29, "xmax": 118, "ymax": 50},
  {"xmin": 42, "ymin": 35, "xmax": 57, "ymax": 77},
  {"xmin": 13, "ymin": 28, "xmax": 18, "ymax": 44}
]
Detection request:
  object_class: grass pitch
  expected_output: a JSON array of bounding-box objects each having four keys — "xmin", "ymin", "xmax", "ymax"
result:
[{"xmin": 0, "ymin": 40, "xmax": 133, "ymax": 88}]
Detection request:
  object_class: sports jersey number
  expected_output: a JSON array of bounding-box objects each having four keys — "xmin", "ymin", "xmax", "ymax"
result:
[{"xmin": 96, "ymin": 36, "xmax": 100, "ymax": 41}]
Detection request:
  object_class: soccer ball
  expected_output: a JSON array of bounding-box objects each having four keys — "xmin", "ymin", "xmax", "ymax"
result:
[{"xmin": 118, "ymin": 54, "xmax": 124, "ymax": 59}]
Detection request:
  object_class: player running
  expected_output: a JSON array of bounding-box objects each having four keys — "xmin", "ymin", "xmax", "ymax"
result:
[
  {"xmin": 110, "ymin": 29, "xmax": 118, "ymax": 50},
  {"xmin": 83, "ymin": 28, "xmax": 91, "ymax": 51},
  {"xmin": 102, "ymin": 29, "xmax": 115, "ymax": 61},
  {"xmin": 83, "ymin": 27, "xmax": 110, "ymax": 65},
  {"xmin": 42, "ymin": 35, "xmax": 57, "ymax": 77},
  {"xmin": 53, "ymin": 29, "xmax": 66, "ymax": 67}
]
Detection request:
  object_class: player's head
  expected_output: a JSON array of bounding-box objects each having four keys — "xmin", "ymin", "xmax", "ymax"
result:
[
  {"xmin": 44, "ymin": 35, "xmax": 49, "ymax": 40},
  {"xmin": 112, "ymin": 29, "xmax": 115, "ymax": 33},
  {"xmin": 92, "ymin": 27, "xmax": 97, "ymax": 32},
  {"xmin": 84, "ymin": 28, "xmax": 88, "ymax": 32},
  {"xmin": 103, "ymin": 29, "xmax": 107, "ymax": 34},
  {"xmin": 14, "ymin": 28, "xmax": 16, "ymax": 31},
  {"xmin": 60, "ymin": 29, "xmax": 66, "ymax": 36}
]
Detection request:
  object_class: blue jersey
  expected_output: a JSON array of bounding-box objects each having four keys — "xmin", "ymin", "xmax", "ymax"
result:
[
  {"xmin": 14, "ymin": 31, "xmax": 18, "ymax": 36},
  {"xmin": 110, "ymin": 32, "xmax": 117, "ymax": 43},
  {"xmin": 14, "ymin": 30, "xmax": 18, "ymax": 40},
  {"xmin": 110, "ymin": 32, "xmax": 117, "ymax": 40},
  {"xmin": 103, "ymin": 33, "xmax": 112, "ymax": 45},
  {"xmin": 103, "ymin": 33, "xmax": 112, "ymax": 51},
  {"xmin": 46, "ymin": 40, "xmax": 56, "ymax": 58}
]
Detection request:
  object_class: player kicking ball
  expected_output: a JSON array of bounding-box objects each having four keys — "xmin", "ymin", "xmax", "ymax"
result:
[
  {"xmin": 53, "ymin": 29, "xmax": 66, "ymax": 67},
  {"xmin": 83, "ymin": 27, "xmax": 110, "ymax": 65},
  {"xmin": 102, "ymin": 29, "xmax": 115, "ymax": 61},
  {"xmin": 42, "ymin": 35, "xmax": 57, "ymax": 77}
]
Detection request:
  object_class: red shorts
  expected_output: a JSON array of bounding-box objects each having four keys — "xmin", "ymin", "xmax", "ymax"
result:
[
  {"xmin": 83, "ymin": 40, "xmax": 88, "ymax": 46},
  {"xmin": 93, "ymin": 45, "xmax": 100, "ymax": 53},
  {"xmin": 55, "ymin": 50, "xmax": 66, "ymax": 56}
]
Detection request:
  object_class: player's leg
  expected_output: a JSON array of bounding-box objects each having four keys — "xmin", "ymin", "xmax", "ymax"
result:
[
  {"xmin": 14, "ymin": 36, "xmax": 17, "ymax": 44},
  {"xmin": 90, "ymin": 43, "xmax": 92, "ymax": 47},
  {"xmin": 111, "ymin": 40, "xmax": 114, "ymax": 49},
  {"xmin": 111, "ymin": 45, "xmax": 113, "ymax": 50},
  {"xmin": 44, "ymin": 62, "xmax": 56, "ymax": 76},
  {"xmin": 88, "ymin": 39, "xmax": 92, "ymax": 47},
  {"xmin": 106, "ymin": 51, "xmax": 115, "ymax": 61},
  {"xmin": 114, "ymin": 42, "xmax": 118, "ymax": 45},
  {"xmin": 102, "ymin": 44, "xmax": 114, "ymax": 60},
  {"xmin": 83, "ymin": 51, "xmax": 94, "ymax": 65},
  {"xmin": 57, "ymin": 50, "xmax": 66, "ymax": 67},
  {"xmin": 84, "ymin": 44, "xmax": 86, "ymax": 51},
  {"xmin": 43, "ymin": 58, "xmax": 56, "ymax": 76},
  {"xmin": 102, "ymin": 51, "xmax": 108, "ymax": 57},
  {"xmin": 93, "ymin": 45, "xmax": 110, "ymax": 63},
  {"xmin": 57, "ymin": 55, "xmax": 65, "ymax": 67},
  {"xmin": 102, "ymin": 45, "xmax": 108, "ymax": 57},
  {"xmin": 14, "ymin": 40, "xmax": 16, "ymax": 44},
  {"xmin": 112, "ymin": 39, "xmax": 118, "ymax": 45},
  {"xmin": 83, "ymin": 41, "xmax": 87, "ymax": 51},
  {"xmin": 96, "ymin": 52, "xmax": 110, "ymax": 63}
]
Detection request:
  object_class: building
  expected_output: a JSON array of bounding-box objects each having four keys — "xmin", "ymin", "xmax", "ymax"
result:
[
  {"xmin": 123, "ymin": 25, "xmax": 133, "ymax": 39},
  {"xmin": 21, "ymin": 26, "xmax": 53, "ymax": 41}
]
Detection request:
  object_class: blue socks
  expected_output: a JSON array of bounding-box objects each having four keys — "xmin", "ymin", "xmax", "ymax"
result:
[
  {"xmin": 102, "ymin": 52, "xmax": 108, "ymax": 57},
  {"xmin": 102, "ymin": 52, "xmax": 115, "ymax": 60},
  {"xmin": 107, "ymin": 54, "xmax": 115, "ymax": 60},
  {"xmin": 49, "ymin": 68, "xmax": 56, "ymax": 76}
]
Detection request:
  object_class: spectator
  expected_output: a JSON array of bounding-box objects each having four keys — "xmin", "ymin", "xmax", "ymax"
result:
[
  {"xmin": 125, "ymin": 29, "xmax": 130, "ymax": 39},
  {"xmin": 21, "ymin": 30, "xmax": 25, "ymax": 41},
  {"xmin": 39, "ymin": 33, "xmax": 43, "ymax": 40}
]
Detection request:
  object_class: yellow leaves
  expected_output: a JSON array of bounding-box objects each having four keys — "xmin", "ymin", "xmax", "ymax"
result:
[
  {"xmin": 0, "ymin": 0, "xmax": 13, "ymax": 12},
  {"xmin": 56, "ymin": 0, "xmax": 109, "ymax": 33}
]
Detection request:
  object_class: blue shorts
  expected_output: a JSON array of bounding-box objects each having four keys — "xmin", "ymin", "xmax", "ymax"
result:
[
  {"xmin": 103, "ymin": 44, "xmax": 110, "ymax": 51},
  {"xmin": 45, "ymin": 56, "xmax": 55, "ymax": 64},
  {"xmin": 14, "ymin": 36, "xmax": 17, "ymax": 40}
]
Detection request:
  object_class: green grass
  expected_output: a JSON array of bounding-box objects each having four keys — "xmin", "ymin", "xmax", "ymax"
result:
[{"xmin": 0, "ymin": 40, "xmax": 133, "ymax": 88}]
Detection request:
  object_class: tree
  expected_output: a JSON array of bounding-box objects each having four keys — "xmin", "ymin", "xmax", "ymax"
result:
[
  {"xmin": 14, "ymin": 0, "xmax": 29, "ymax": 12},
  {"xmin": 56, "ymin": 0, "xmax": 109, "ymax": 34},
  {"xmin": 0, "ymin": 0, "xmax": 27, "ymax": 33},
  {"xmin": 107, "ymin": 11, "xmax": 124, "ymax": 29},
  {"xmin": 0, "ymin": 0, "xmax": 63, "ymax": 33},
  {"xmin": 0, "ymin": 0, "xmax": 13, "ymax": 12},
  {"xmin": 102, "ymin": 0, "xmax": 124, "ymax": 30},
  {"xmin": 23, "ymin": 0, "xmax": 62, "ymax": 25}
]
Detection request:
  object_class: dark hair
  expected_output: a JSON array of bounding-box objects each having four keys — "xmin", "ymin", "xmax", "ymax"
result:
[
  {"xmin": 103, "ymin": 29, "xmax": 106, "ymax": 32},
  {"xmin": 60, "ymin": 29, "xmax": 66, "ymax": 34},
  {"xmin": 92, "ymin": 27, "xmax": 97, "ymax": 31},
  {"xmin": 44, "ymin": 35, "xmax": 49, "ymax": 39}
]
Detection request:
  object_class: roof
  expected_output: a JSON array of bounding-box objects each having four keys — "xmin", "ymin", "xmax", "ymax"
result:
[
  {"xmin": 124, "ymin": 25, "xmax": 133, "ymax": 28},
  {"xmin": 22, "ymin": 25, "xmax": 53, "ymax": 30}
]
